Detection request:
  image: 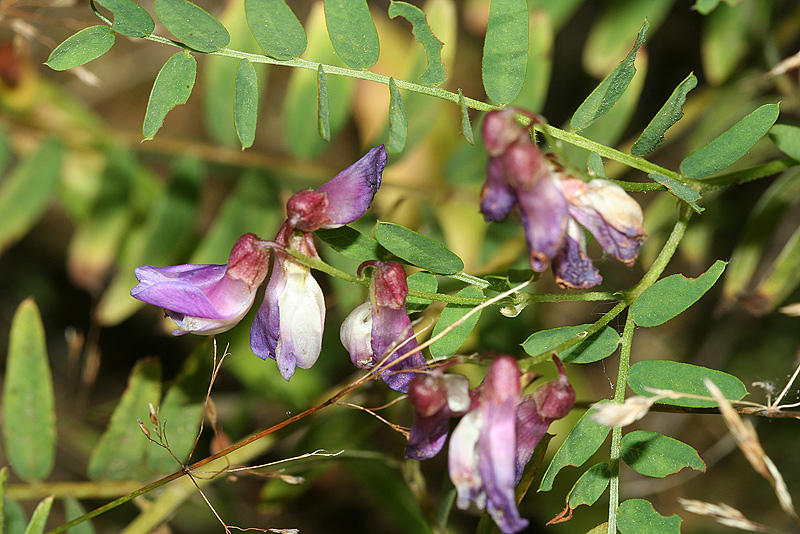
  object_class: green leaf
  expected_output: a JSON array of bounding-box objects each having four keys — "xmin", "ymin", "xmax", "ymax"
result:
[
  {"xmin": 702, "ymin": 3, "xmax": 748, "ymax": 85},
  {"xmin": 617, "ymin": 499, "xmax": 682, "ymax": 534},
  {"xmin": 458, "ymin": 89, "xmax": 474, "ymax": 144},
  {"xmin": 631, "ymin": 260, "xmax": 726, "ymax": 327},
  {"xmin": 430, "ymin": 286, "xmax": 484, "ymax": 358},
  {"xmin": 0, "ymin": 137, "xmax": 62, "ymax": 256},
  {"xmin": 88, "ymin": 359, "xmax": 162, "ymax": 480},
  {"xmin": 522, "ymin": 324, "xmax": 620, "ymax": 364},
  {"xmin": 2, "ymin": 299, "xmax": 56, "ymax": 483},
  {"xmin": 147, "ymin": 342, "xmax": 212, "ymax": 474},
  {"xmin": 154, "ymin": 0, "xmax": 230, "ymax": 52},
  {"xmin": 143, "ymin": 52, "xmax": 197, "ymax": 140},
  {"xmin": 95, "ymin": 0, "xmax": 155, "ymax": 37},
  {"xmin": 539, "ymin": 405, "xmax": 611, "ymax": 491},
  {"xmin": 234, "ymin": 60, "xmax": 258, "ymax": 149},
  {"xmin": 585, "ymin": 524, "xmax": 610, "ymax": 534},
  {"xmin": 22, "ymin": 496, "xmax": 53, "ymax": 534},
  {"xmin": 315, "ymin": 225, "xmax": 393, "ymax": 262},
  {"xmin": 648, "ymin": 173, "xmax": 704, "ymax": 213},
  {"xmin": 388, "ymin": 1, "xmax": 446, "ymax": 85},
  {"xmin": 387, "ymin": 78, "xmax": 408, "ymax": 153},
  {"xmin": 245, "ymin": 0, "xmax": 306, "ymax": 60},
  {"xmin": 481, "ymin": 0, "xmax": 528, "ymax": 105},
  {"xmin": 632, "ymin": 73, "xmax": 697, "ymax": 155},
  {"xmin": 374, "ymin": 221, "xmax": 464, "ymax": 275},
  {"xmin": 695, "ymin": 0, "xmax": 721, "ymax": 14},
  {"xmin": 511, "ymin": 10, "xmax": 552, "ymax": 113},
  {"xmin": 0, "ymin": 466, "xmax": 6, "ymax": 532},
  {"xmin": 406, "ymin": 271, "xmax": 437, "ymax": 312},
  {"xmin": 621, "ymin": 430, "xmax": 705, "ymax": 478},
  {"xmin": 571, "ymin": 20, "xmax": 648, "ymax": 131},
  {"xmin": 587, "ymin": 152, "xmax": 606, "ymax": 178},
  {"xmin": 628, "ymin": 360, "xmax": 748, "ymax": 408},
  {"xmin": 680, "ymin": 104, "xmax": 780, "ymax": 178},
  {"xmin": 63, "ymin": 497, "xmax": 95, "ymax": 534},
  {"xmin": 323, "ymin": 0, "xmax": 379, "ymax": 69},
  {"xmin": 722, "ymin": 168, "xmax": 800, "ymax": 305},
  {"xmin": 317, "ymin": 65, "xmax": 330, "ymax": 141},
  {"xmin": 45, "ymin": 25, "xmax": 115, "ymax": 70},
  {"xmin": 567, "ymin": 462, "xmax": 611, "ymax": 509},
  {"xmin": 769, "ymin": 124, "xmax": 800, "ymax": 161}
]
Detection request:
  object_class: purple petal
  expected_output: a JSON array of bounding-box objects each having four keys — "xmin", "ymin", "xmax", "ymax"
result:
[
  {"xmin": 371, "ymin": 307, "xmax": 427, "ymax": 393},
  {"xmin": 480, "ymin": 157, "xmax": 517, "ymax": 222},
  {"xmin": 250, "ymin": 257, "xmax": 283, "ymax": 362},
  {"xmin": 405, "ymin": 409, "xmax": 451, "ymax": 460},
  {"xmin": 514, "ymin": 397, "xmax": 549, "ymax": 483},
  {"xmin": 405, "ymin": 373, "xmax": 470, "ymax": 460},
  {"xmin": 552, "ymin": 220, "xmax": 602, "ymax": 289},
  {"xmin": 478, "ymin": 357, "xmax": 529, "ymax": 534},
  {"xmin": 516, "ymin": 172, "xmax": 569, "ymax": 272},
  {"xmin": 316, "ymin": 145, "xmax": 386, "ymax": 227}
]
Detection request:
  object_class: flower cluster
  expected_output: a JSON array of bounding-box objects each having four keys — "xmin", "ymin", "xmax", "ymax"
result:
[
  {"xmin": 405, "ymin": 355, "xmax": 575, "ymax": 534},
  {"xmin": 480, "ymin": 108, "xmax": 647, "ymax": 288},
  {"xmin": 132, "ymin": 145, "xmax": 387, "ymax": 380}
]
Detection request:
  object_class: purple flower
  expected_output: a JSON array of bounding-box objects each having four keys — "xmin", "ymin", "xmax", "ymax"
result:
[
  {"xmin": 404, "ymin": 371, "xmax": 471, "ymax": 460},
  {"xmin": 286, "ymin": 145, "xmax": 386, "ymax": 232},
  {"xmin": 131, "ymin": 233, "xmax": 271, "ymax": 335},
  {"xmin": 449, "ymin": 355, "xmax": 528, "ymax": 533},
  {"xmin": 340, "ymin": 261, "xmax": 428, "ymax": 393},
  {"xmin": 447, "ymin": 355, "xmax": 575, "ymax": 534},
  {"xmin": 250, "ymin": 223, "xmax": 325, "ymax": 381},
  {"xmin": 480, "ymin": 108, "xmax": 646, "ymax": 288}
]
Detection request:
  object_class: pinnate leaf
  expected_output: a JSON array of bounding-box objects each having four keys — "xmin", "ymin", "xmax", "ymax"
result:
[
  {"xmin": 387, "ymin": 78, "xmax": 407, "ymax": 153},
  {"xmin": 481, "ymin": 0, "xmax": 528, "ymax": 105},
  {"xmin": 154, "ymin": 0, "xmax": 230, "ymax": 52},
  {"xmin": 234, "ymin": 59, "xmax": 258, "ymax": 149},
  {"xmin": 46, "ymin": 26, "xmax": 115, "ymax": 71},
  {"xmin": 374, "ymin": 221, "xmax": 464, "ymax": 275},
  {"xmin": 0, "ymin": 137, "xmax": 62, "ymax": 256},
  {"xmin": 621, "ymin": 430, "xmax": 705, "ymax": 478},
  {"xmin": 88, "ymin": 359, "xmax": 162, "ymax": 480},
  {"xmin": 571, "ymin": 20, "xmax": 648, "ymax": 131},
  {"xmin": 522, "ymin": 324, "xmax": 620, "ymax": 364},
  {"xmin": 631, "ymin": 260, "xmax": 726, "ymax": 327},
  {"xmin": 430, "ymin": 286, "xmax": 484, "ymax": 358},
  {"xmin": 628, "ymin": 360, "xmax": 747, "ymax": 408},
  {"xmin": 549, "ymin": 462, "xmax": 610, "ymax": 524},
  {"xmin": 680, "ymin": 103, "xmax": 780, "ymax": 178},
  {"xmin": 632, "ymin": 73, "xmax": 697, "ymax": 155},
  {"xmin": 388, "ymin": 1, "xmax": 446, "ymax": 85},
  {"xmin": 539, "ymin": 405, "xmax": 611, "ymax": 491},
  {"xmin": 143, "ymin": 52, "xmax": 197, "ymax": 140},
  {"xmin": 769, "ymin": 124, "xmax": 800, "ymax": 161},
  {"xmin": 2, "ymin": 299, "xmax": 56, "ymax": 483},
  {"xmin": 323, "ymin": 0, "xmax": 379, "ymax": 69},
  {"xmin": 95, "ymin": 0, "xmax": 155, "ymax": 37},
  {"xmin": 617, "ymin": 499, "xmax": 682, "ymax": 534},
  {"xmin": 649, "ymin": 173, "xmax": 704, "ymax": 213},
  {"xmin": 245, "ymin": 0, "xmax": 306, "ymax": 60},
  {"xmin": 63, "ymin": 497, "xmax": 96, "ymax": 534}
]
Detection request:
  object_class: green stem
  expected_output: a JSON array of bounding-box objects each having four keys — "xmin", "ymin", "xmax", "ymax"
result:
[
  {"xmin": 6, "ymin": 481, "xmax": 142, "ymax": 500},
  {"xmin": 607, "ymin": 309, "xmax": 637, "ymax": 534}
]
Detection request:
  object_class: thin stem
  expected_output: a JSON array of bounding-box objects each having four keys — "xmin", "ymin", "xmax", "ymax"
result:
[{"xmin": 608, "ymin": 310, "xmax": 637, "ymax": 534}]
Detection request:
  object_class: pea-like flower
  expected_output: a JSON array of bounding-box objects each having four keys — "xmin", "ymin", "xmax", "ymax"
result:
[
  {"xmin": 340, "ymin": 261, "xmax": 428, "ymax": 393},
  {"xmin": 448, "ymin": 355, "xmax": 575, "ymax": 534},
  {"xmin": 131, "ymin": 233, "xmax": 271, "ymax": 335},
  {"xmin": 404, "ymin": 370, "xmax": 471, "ymax": 460},
  {"xmin": 480, "ymin": 108, "xmax": 646, "ymax": 288},
  {"xmin": 249, "ymin": 146, "xmax": 387, "ymax": 381}
]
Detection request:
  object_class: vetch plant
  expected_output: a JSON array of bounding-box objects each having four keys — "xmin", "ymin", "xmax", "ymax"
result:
[{"xmin": 2, "ymin": 1, "xmax": 800, "ymax": 534}]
